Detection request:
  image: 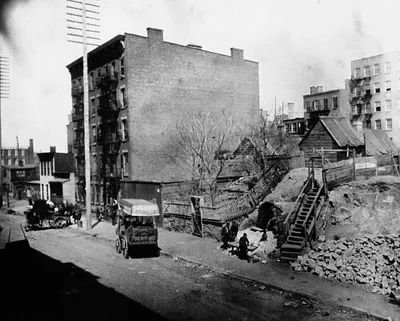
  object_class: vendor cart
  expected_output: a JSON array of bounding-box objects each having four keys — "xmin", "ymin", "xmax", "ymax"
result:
[{"xmin": 115, "ymin": 199, "xmax": 160, "ymax": 259}]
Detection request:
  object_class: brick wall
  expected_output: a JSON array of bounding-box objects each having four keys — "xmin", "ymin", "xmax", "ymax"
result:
[{"xmin": 124, "ymin": 29, "xmax": 260, "ymax": 182}]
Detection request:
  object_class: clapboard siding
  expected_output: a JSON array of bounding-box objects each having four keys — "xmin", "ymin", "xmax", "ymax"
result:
[{"xmin": 300, "ymin": 122, "xmax": 338, "ymax": 165}]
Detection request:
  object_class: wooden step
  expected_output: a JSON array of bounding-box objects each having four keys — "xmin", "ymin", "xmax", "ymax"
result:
[{"xmin": 281, "ymin": 243, "xmax": 302, "ymax": 251}]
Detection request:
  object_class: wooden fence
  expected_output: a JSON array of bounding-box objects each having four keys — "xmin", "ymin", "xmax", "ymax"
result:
[
  {"xmin": 324, "ymin": 153, "xmax": 399, "ymax": 189},
  {"xmin": 163, "ymin": 163, "xmax": 289, "ymax": 223}
]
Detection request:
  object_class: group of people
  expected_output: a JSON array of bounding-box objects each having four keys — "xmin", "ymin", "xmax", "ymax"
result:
[
  {"xmin": 220, "ymin": 221, "xmax": 239, "ymax": 249},
  {"xmin": 221, "ymin": 220, "xmax": 269, "ymax": 261}
]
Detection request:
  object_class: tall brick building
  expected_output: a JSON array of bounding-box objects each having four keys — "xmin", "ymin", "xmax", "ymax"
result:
[
  {"xmin": 350, "ymin": 51, "xmax": 400, "ymax": 147},
  {"xmin": 67, "ymin": 27, "xmax": 260, "ymax": 204}
]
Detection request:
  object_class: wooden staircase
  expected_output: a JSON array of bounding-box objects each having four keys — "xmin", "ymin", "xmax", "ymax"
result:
[{"xmin": 280, "ymin": 159, "xmax": 328, "ymax": 263}]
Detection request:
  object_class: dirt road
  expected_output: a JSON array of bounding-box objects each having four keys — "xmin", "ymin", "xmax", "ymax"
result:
[{"xmin": 0, "ymin": 213, "xmax": 378, "ymax": 321}]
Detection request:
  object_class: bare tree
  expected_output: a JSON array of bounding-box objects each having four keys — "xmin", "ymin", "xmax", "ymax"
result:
[
  {"xmin": 236, "ymin": 114, "xmax": 299, "ymax": 177},
  {"xmin": 171, "ymin": 109, "xmax": 239, "ymax": 205}
]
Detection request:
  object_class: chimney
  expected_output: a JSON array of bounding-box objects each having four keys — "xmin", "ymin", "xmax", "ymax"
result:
[
  {"xmin": 310, "ymin": 86, "xmax": 324, "ymax": 94},
  {"xmin": 147, "ymin": 28, "xmax": 163, "ymax": 43},
  {"xmin": 50, "ymin": 146, "xmax": 56, "ymax": 153},
  {"xmin": 230, "ymin": 48, "xmax": 244, "ymax": 62}
]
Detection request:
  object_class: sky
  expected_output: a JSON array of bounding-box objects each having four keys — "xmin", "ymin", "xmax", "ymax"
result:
[{"xmin": 0, "ymin": 0, "xmax": 400, "ymax": 152}]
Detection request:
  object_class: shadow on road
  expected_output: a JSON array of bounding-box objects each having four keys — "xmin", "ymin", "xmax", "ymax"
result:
[
  {"xmin": 128, "ymin": 246, "xmax": 161, "ymax": 259},
  {"xmin": 0, "ymin": 240, "xmax": 167, "ymax": 321}
]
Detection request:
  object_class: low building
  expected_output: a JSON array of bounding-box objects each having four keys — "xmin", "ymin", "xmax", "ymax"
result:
[
  {"xmin": 299, "ymin": 116, "xmax": 364, "ymax": 165},
  {"xmin": 303, "ymin": 82, "xmax": 351, "ymax": 130},
  {"xmin": 2, "ymin": 164, "xmax": 39, "ymax": 202},
  {"xmin": 283, "ymin": 117, "xmax": 305, "ymax": 135},
  {"xmin": 37, "ymin": 146, "xmax": 76, "ymax": 204}
]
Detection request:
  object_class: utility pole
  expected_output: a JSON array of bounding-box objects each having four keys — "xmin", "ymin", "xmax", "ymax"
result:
[
  {"xmin": 0, "ymin": 56, "xmax": 10, "ymax": 209},
  {"xmin": 66, "ymin": 0, "xmax": 100, "ymax": 230}
]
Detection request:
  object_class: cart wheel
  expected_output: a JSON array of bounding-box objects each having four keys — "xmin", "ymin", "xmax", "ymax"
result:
[
  {"xmin": 54, "ymin": 217, "xmax": 67, "ymax": 229},
  {"xmin": 48, "ymin": 219, "xmax": 55, "ymax": 228},
  {"xmin": 122, "ymin": 237, "xmax": 129, "ymax": 259},
  {"xmin": 115, "ymin": 238, "xmax": 122, "ymax": 253}
]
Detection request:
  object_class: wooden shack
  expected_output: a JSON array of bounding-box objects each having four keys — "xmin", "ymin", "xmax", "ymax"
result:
[{"xmin": 299, "ymin": 116, "xmax": 364, "ymax": 165}]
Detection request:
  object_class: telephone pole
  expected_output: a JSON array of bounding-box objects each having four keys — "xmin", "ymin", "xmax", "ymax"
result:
[
  {"xmin": 66, "ymin": 0, "xmax": 100, "ymax": 230},
  {"xmin": 0, "ymin": 56, "xmax": 10, "ymax": 208}
]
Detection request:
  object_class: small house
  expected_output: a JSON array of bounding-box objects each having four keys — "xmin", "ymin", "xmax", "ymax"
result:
[{"xmin": 299, "ymin": 116, "xmax": 364, "ymax": 164}]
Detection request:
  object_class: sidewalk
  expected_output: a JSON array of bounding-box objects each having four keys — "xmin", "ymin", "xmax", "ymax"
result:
[{"xmin": 9, "ymin": 201, "xmax": 399, "ymax": 320}]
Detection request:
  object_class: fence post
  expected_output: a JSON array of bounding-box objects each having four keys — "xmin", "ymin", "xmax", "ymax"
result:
[
  {"xmin": 352, "ymin": 149, "xmax": 356, "ymax": 181},
  {"xmin": 390, "ymin": 150, "xmax": 393, "ymax": 176},
  {"xmin": 321, "ymin": 146, "xmax": 324, "ymax": 167}
]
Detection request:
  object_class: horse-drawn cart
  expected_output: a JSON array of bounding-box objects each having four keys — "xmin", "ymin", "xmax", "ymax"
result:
[{"xmin": 115, "ymin": 199, "xmax": 160, "ymax": 259}]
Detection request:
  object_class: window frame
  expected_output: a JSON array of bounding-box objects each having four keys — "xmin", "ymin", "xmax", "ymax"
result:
[
  {"xmin": 375, "ymin": 101, "xmax": 381, "ymax": 112},
  {"xmin": 375, "ymin": 119, "xmax": 381, "ymax": 130}
]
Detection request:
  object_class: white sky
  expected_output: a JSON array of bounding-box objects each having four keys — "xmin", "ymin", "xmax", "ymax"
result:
[{"xmin": 1, "ymin": 0, "xmax": 400, "ymax": 152}]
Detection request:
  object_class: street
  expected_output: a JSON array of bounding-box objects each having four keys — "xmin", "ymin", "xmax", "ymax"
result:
[{"xmin": 0, "ymin": 213, "xmax": 378, "ymax": 321}]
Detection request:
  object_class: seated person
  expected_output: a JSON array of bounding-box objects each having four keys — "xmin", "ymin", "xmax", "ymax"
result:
[{"xmin": 259, "ymin": 229, "xmax": 268, "ymax": 243}]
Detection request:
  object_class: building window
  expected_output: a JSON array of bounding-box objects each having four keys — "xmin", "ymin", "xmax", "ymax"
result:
[
  {"xmin": 365, "ymin": 102, "xmax": 371, "ymax": 113},
  {"xmin": 92, "ymin": 125, "xmax": 97, "ymax": 145},
  {"xmin": 356, "ymin": 104, "xmax": 362, "ymax": 114},
  {"xmin": 21, "ymin": 150, "xmax": 24, "ymax": 156},
  {"xmin": 373, "ymin": 64, "xmax": 380, "ymax": 75},
  {"xmin": 365, "ymin": 120, "xmax": 371, "ymax": 129},
  {"xmin": 385, "ymin": 80, "xmax": 391, "ymax": 92},
  {"xmin": 384, "ymin": 61, "xmax": 391, "ymax": 73},
  {"xmin": 313, "ymin": 100, "xmax": 320, "ymax": 111},
  {"xmin": 323, "ymin": 98, "xmax": 328, "ymax": 110},
  {"xmin": 91, "ymin": 97, "xmax": 96, "ymax": 116},
  {"xmin": 355, "ymin": 86, "xmax": 361, "ymax": 96},
  {"xmin": 375, "ymin": 101, "xmax": 381, "ymax": 112},
  {"xmin": 120, "ymin": 87, "xmax": 127, "ymax": 107},
  {"xmin": 291, "ymin": 123, "xmax": 296, "ymax": 132},
  {"xmin": 97, "ymin": 69, "xmax": 101, "ymax": 78},
  {"xmin": 89, "ymin": 72, "xmax": 94, "ymax": 90},
  {"xmin": 121, "ymin": 118, "xmax": 128, "ymax": 141},
  {"xmin": 386, "ymin": 99, "xmax": 392, "ymax": 111},
  {"xmin": 92, "ymin": 154, "xmax": 97, "ymax": 174},
  {"xmin": 354, "ymin": 68, "xmax": 361, "ymax": 78},
  {"xmin": 363, "ymin": 66, "xmax": 370, "ymax": 77},
  {"xmin": 121, "ymin": 152, "xmax": 129, "ymax": 176},
  {"xmin": 386, "ymin": 118, "xmax": 392, "ymax": 130},
  {"xmin": 305, "ymin": 101, "xmax": 311, "ymax": 112},
  {"xmin": 374, "ymin": 82, "xmax": 380, "ymax": 94},
  {"xmin": 375, "ymin": 119, "xmax": 381, "ymax": 130},
  {"xmin": 120, "ymin": 57, "xmax": 125, "ymax": 77},
  {"xmin": 111, "ymin": 61, "xmax": 116, "ymax": 75},
  {"xmin": 364, "ymin": 83, "xmax": 370, "ymax": 95},
  {"xmin": 332, "ymin": 97, "xmax": 338, "ymax": 110},
  {"xmin": 7, "ymin": 150, "xmax": 11, "ymax": 156}
]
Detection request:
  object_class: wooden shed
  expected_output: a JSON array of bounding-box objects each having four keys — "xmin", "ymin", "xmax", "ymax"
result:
[{"xmin": 299, "ymin": 116, "xmax": 364, "ymax": 165}]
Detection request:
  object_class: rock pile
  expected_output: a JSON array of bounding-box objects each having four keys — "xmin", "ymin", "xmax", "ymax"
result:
[{"xmin": 290, "ymin": 234, "xmax": 400, "ymax": 295}]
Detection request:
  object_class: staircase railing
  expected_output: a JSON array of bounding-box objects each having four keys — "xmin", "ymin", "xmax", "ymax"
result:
[
  {"xmin": 283, "ymin": 158, "xmax": 317, "ymax": 238},
  {"xmin": 301, "ymin": 183, "xmax": 326, "ymax": 249}
]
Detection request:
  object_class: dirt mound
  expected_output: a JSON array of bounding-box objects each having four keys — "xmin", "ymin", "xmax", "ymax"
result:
[
  {"xmin": 327, "ymin": 176, "xmax": 400, "ymax": 238},
  {"xmin": 263, "ymin": 167, "xmax": 322, "ymax": 203}
]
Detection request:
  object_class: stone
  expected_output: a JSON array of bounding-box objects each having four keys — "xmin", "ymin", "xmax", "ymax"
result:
[
  {"xmin": 314, "ymin": 266, "xmax": 323, "ymax": 275},
  {"xmin": 326, "ymin": 262, "xmax": 338, "ymax": 272},
  {"xmin": 318, "ymin": 235, "xmax": 326, "ymax": 243}
]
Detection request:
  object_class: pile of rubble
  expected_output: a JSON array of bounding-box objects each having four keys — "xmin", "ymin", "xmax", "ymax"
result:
[{"xmin": 290, "ymin": 234, "xmax": 400, "ymax": 295}]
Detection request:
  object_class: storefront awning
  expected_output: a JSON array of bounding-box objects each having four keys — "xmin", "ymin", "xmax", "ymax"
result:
[{"xmin": 119, "ymin": 199, "xmax": 160, "ymax": 216}]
